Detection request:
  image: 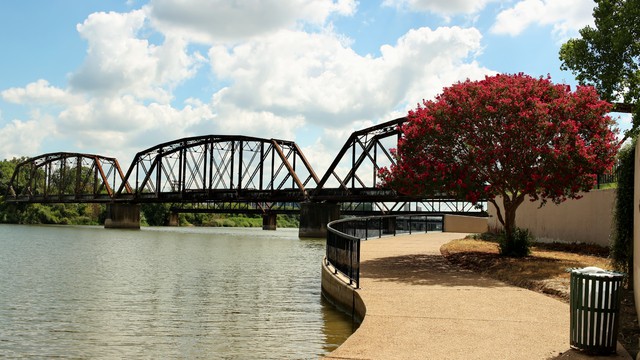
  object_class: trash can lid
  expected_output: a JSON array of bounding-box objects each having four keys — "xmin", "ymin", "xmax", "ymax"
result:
[{"xmin": 571, "ymin": 267, "xmax": 624, "ymax": 277}]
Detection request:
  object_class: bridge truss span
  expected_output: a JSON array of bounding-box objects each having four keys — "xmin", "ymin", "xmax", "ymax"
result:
[
  {"xmin": 314, "ymin": 117, "xmax": 406, "ymax": 199},
  {"xmin": 116, "ymin": 135, "xmax": 320, "ymax": 203},
  {"xmin": 3, "ymin": 122, "xmax": 488, "ymax": 218},
  {"xmin": 6, "ymin": 152, "xmax": 129, "ymax": 203}
]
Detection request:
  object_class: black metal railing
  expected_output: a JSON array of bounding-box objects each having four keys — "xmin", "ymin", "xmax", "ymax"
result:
[{"xmin": 325, "ymin": 214, "xmax": 444, "ymax": 288}]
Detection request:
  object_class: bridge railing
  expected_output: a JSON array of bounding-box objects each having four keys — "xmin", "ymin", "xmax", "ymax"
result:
[{"xmin": 326, "ymin": 214, "xmax": 444, "ymax": 288}]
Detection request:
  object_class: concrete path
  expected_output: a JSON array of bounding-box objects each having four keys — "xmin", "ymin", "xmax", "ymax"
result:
[{"xmin": 324, "ymin": 232, "xmax": 632, "ymax": 360}]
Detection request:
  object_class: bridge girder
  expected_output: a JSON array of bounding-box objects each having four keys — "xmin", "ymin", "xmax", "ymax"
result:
[
  {"xmin": 115, "ymin": 135, "xmax": 320, "ymax": 203},
  {"xmin": 314, "ymin": 117, "xmax": 406, "ymax": 197},
  {"xmin": 6, "ymin": 152, "xmax": 129, "ymax": 203}
]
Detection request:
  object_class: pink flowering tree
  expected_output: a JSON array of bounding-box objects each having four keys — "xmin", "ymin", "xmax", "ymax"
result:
[{"xmin": 380, "ymin": 73, "xmax": 619, "ymax": 255}]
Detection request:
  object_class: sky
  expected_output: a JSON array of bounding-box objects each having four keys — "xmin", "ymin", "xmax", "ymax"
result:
[{"xmin": 0, "ymin": 0, "xmax": 628, "ymax": 174}]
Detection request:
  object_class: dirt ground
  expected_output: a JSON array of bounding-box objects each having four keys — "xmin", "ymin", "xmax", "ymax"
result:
[{"xmin": 440, "ymin": 239, "xmax": 640, "ymax": 358}]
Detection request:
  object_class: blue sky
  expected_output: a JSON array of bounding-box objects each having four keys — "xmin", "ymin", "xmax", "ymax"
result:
[{"xmin": 0, "ymin": 0, "xmax": 625, "ymax": 171}]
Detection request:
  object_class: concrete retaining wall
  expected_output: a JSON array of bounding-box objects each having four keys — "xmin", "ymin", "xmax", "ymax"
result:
[
  {"xmin": 488, "ymin": 189, "xmax": 615, "ymax": 246},
  {"xmin": 443, "ymin": 215, "xmax": 488, "ymax": 234},
  {"xmin": 321, "ymin": 259, "xmax": 365, "ymax": 323}
]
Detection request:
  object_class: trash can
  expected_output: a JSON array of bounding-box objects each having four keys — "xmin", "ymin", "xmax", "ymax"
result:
[{"xmin": 570, "ymin": 267, "xmax": 624, "ymax": 355}]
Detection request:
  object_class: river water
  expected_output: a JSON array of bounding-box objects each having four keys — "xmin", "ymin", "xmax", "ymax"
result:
[{"xmin": 0, "ymin": 224, "xmax": 354, "ymax": 359}]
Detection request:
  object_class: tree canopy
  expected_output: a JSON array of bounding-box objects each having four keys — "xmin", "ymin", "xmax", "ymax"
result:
[
  {"xmin": 380, "ymin": 73, "xmax": 619, "ymax": 255},
  {"xmin": 559, "ymin": 0, "xmax": 640, "ymax": 137}
]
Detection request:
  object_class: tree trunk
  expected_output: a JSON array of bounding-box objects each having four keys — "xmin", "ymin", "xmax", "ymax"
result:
[
  {"xmin": 502, "ymin": 196, "xmax": 519, "ymax": 238},
  {"xmin": 504, "ymin": 204, "xmax": 516, "ymax": 241},
  {"xmin": 502, "ymin": 194, "xmax": 525, "ymax": 248},
  {"xmin": 491, "ymin": 194, "xmax": 525, "ymax": 248}
]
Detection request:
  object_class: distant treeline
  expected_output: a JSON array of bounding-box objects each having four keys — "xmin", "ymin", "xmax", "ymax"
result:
[{"xmin": 0, "ymin": 158, "xmax": 299, "ymax": 227}]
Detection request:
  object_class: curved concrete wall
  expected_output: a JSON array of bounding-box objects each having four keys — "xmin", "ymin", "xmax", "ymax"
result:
[{"xmin": 321, "ymin": 259, "xmax": 366, "ymax": 324}]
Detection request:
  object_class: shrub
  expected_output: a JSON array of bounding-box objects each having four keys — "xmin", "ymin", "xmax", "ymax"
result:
[
  {"xmin": 610, "ymin": 138, "xmax": 635, "ymax": 287},
  {"xmin": 499, "ymin": 227, "xmax": 532, "ymax": 257},
  {"xmin": 469, "ymin": 231, "xmax": 502, "ymax": 242}
]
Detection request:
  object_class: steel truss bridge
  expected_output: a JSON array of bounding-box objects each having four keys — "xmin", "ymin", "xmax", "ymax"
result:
[{"xmin": 4, "ymin": 117, "xmax": 485, "ymax": 216}]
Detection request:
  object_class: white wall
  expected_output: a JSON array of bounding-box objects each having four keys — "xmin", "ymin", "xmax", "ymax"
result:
[
  {"xmin": 443, "ymin": 214, "xmax": 488, "ymax": 233},
  {"xmin": 488, "ymin": 189, "xmax": 615, "ymax": 246}
]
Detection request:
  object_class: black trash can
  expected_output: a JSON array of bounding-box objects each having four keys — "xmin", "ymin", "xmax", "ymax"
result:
[{"xmin": 569, "ymin": 267, "xmax": 624, "ymax": 354}]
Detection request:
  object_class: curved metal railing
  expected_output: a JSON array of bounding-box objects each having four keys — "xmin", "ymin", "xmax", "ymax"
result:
[{"xmin": 325, "ymin": 214, "xmax": 444, "ymax": 288}]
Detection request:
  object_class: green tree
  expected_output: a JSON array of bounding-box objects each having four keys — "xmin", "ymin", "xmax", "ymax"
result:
[
  {"xmin": 0, "ymin": 158, "xmax": 26, "ymax": 223},
  {"xmin": 141, "ymin": 203, "xmax": 171, "ymax": 226},
  {"xmin": 0, "ymin": 157, "xmax": 27, "ymax": 196},
  {"xmin": 559, "ymin": 0, "xmax": 640, "ymax": 138},
  {"xmin": 611, "ymin": 138, "xmax": 635, "ymax": 285}
]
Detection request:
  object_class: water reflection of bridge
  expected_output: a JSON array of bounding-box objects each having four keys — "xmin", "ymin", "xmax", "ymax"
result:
[{"xmin": 5, "ymin": 117, "xmax": 485, "ymax": 235}]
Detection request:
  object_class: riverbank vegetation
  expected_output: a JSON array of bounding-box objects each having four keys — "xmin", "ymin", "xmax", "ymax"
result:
[
  {"xmin": 0, "ymin": 202, "xmax": 106, "ymax": 225},
  {"xmin": 140, "ymin": 203, "xmax": 299, "ymax": 228},
  {"xmin": 0, "ymin": 200, "xmax": 300, "ymax": 228}
]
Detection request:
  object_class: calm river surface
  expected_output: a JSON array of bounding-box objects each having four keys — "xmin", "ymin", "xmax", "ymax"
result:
[{"xmin": 0, "ymin": 224, "xmax": 354, "ymax": 359}]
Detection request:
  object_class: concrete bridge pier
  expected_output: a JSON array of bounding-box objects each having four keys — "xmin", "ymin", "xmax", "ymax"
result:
[
  {"xmin": 262, "ymin": 213, "xmax": 277, "ymax": 230},
  {"xmin": 298, "ymin": 202, "xmax": 341, "ymax": 238},
  {"xmin": 104, "ymin": 203, "xmax": 141, "ymax": 229},
  {"xmin": 168, "ymin": 212, "xmax": 180, "ymax": 226}
]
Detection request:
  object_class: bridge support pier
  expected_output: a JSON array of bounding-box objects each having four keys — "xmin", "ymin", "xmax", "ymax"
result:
[
  {"xmin": 168, "ymin": 212, "xmax": 180, "ymax": 226},
  {"xmin": 262, "ymin": 213, "xmax": 277, "ymax": 230},
  {"xmin": 299, "ymin": 202, "xmax": 341, "ymax": 238},
  {"xmin": 104, "ymin": 204, "xmax": 140, "ymax": 229}
]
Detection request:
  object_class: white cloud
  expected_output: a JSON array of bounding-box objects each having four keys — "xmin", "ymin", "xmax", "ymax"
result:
[
  {"xmin": 0, "ymin": 9, "xmax": 209, "ymax": 161},
  {"xmin": 208, "ymin": 99, "xmax": 305, "ymax": 140},
  {"xmin": 378, "ymin": 26, "xmax": 491, "ymax": 108},
  {"xmin": 0, "ymin": 4, "xmax": 494, "ymax": 173},
  {"xmin": 2, "ymin": 84, "xmax": 216, "ymax": 162},
  {"xmin": 57, "ymin": 95, "xmax": 215, "ymax": 156},
  {"xmin": 69, "ymin": 10, "xmax": 202, "ymax": 101},
  {"xmin": 1, "ymin": 80, "xmax": 80, "ymax": 106},
  {"xmin": 209, "ymin": 30, "xmax": 380, "ymax": 126},
  {"xmin": 204, "ymin": 25, "xmax": 492, "ymax": 170},
  {"xmin": 146, "ymin": 0, "xmax": 357, "ymax": 43},
  {"xmin": 209, "ymin": 26, "xmax": 491, "ymax": 129},
  {"xmin": 491, "ymin": 0, "xmax": 595, "ymax": 40},
  {"xmin": 0, "ymin": 115, "xmax": 56, "ymax": 159},
  {"xmin": 383, "ymin": 0, "xmax": 498, "ymax": 15}
]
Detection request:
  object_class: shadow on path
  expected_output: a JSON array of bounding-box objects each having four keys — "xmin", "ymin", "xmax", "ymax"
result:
[{"xmin": 359, "ymin": 253, "xmax": 511, "ymax": 289}]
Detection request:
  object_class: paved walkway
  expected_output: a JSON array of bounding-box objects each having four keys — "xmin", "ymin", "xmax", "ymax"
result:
[{"xmin": 324, "ymin": 232, "xmax": 632, "ymax": 360}]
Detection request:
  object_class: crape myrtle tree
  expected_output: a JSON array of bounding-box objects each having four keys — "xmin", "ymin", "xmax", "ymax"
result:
[{"xmin": 379, "ymin": 73, "xmax": 619, "ymax": 256}]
